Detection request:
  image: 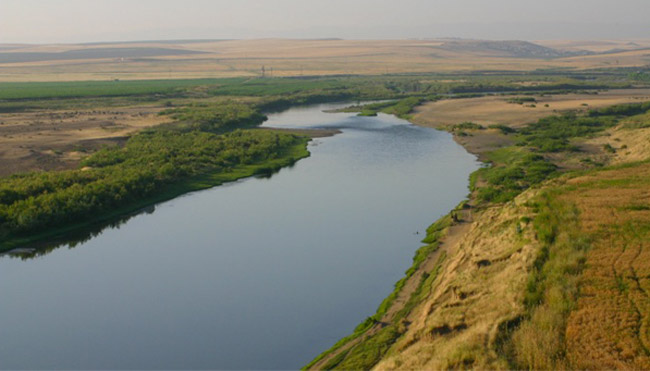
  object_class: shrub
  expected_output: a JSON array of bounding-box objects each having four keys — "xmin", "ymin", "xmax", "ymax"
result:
[
  {"xmin": 453, "ymin": 122, "xmax": 485, "ymax": 131},
  {"xmin": 489, "ymin": 124, "xmax": 516, "ymax": 135}
]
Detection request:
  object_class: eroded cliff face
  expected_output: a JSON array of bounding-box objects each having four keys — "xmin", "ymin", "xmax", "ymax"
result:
[
  {"xmin": 308, "ymin": 101, "xmax": 650, "ymax": 371},
  {"xmin": 375, "ymin": 162, "xmax": 650, "ymax": 370},
  {"xmin": 373, "ymin": 190, "xmax": 541, "ymax": 370}
]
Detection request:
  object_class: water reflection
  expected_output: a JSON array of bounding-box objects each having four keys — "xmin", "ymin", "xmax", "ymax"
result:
[
  {"xmin": 0, "ymin": 103, "xmax": 479, "ymax": 370},
  {"xmin": 2, "ymin": 163, "xmax": 298, "ymax": 260},
  {"xmin": 1, "ymin": 205, "xmax": 157, "ymax": 260}
]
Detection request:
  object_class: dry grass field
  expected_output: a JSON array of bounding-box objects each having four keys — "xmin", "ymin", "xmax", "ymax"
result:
[
  {"xmin": 328, "ymin": 113, "xmax": 650, "ymax": 370},
  {"xmin": 0, "ymin": 105, "xmax": 168, "ymax": 176},
  {"xmin": 413, "ymin": 89, "xmax": 650, "ymax": 129},
  {"xmin": 0, "ymin": 38, "xmax": 649, "ymax": 82},
  {"xmin": 562, "ymin": 163, "xmax": 650, "ymax": 369},
  {"xmin": 412, "ymin": 89, "xmax": 650, "ymax": 161},
  {"xmin": 370, "ymin": 191, "xmax": 541, "ymax": 370}
]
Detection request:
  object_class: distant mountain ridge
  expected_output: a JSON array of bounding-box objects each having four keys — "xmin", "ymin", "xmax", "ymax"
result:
[
  {"xmin": 439, "ymin": 39, "xmax": 593, "ymax": 59},
  {"xmin": 0, "ymin": 47, "xmax": 205, "ymax": 64}
]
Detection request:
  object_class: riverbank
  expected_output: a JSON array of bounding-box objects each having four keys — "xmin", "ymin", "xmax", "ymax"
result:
[
  {"xmin": 0, "ymin": 133, "xmax": 311, "ymax": 253},
  {"xmin": 0, "ymin": 101, "xmax": 479, "ymax": 369},
  {"xmin": 306, "ymin": 96, "xmax": 650, "ymax": 369}
]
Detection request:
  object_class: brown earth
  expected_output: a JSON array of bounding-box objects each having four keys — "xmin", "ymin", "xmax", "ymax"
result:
[
  {"xmin": 1, "ymin": 39, "xmax": 649, "ymax": 82},
  {"xmin": 561, "ymin": 164, "xmax": 650, "ymax": 369},
  {"xmin": 372, "ymin": 197, "xmax": 540, "ymax": 370},
  {"xmin": 412, "ymin": 89, "xmax": 650, "ymax": 161},
  {"xmin": 0, "ymin": 105, "xmax": 168, "ymax": 176},
  {"xmin": 0, "ymin": 104, "xmax": 341, "ymax": 178},
  {"xmin": 413, "ymin": 89, "xmax": 650, "ymax": 129},
  {"xmin": 310, "ymin": 90, "xmax": 650, "ymax": 370},
  {"xmin": 369, "ymin": 97, "xmax": 650, "ymax": 369},
  {"xmin": 587, "ymin": 111, "xmax": 650, "ymax": 165}
]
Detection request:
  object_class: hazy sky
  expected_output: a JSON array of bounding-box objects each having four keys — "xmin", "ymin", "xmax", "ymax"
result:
[{"xmin": 1, "ymin": 0, "xmax": 648, "ymax": 43}]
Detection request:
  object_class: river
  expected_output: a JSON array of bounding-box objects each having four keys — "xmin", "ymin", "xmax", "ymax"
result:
[{"xmin": 0, "ymin": 103, "xmax": 479, "ymax": 369}]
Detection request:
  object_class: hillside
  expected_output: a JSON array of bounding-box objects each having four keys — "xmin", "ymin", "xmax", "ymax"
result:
[
  {"xmin": 307, "ymin": 98, "xmax": 650, "ymax": 369},
  {"xmin": 438, "ymin": 39, "xmax": 590, "ymax": 58},
  {"xmin": 1, "ymin": 38, "xmax": 649, "ymax": 82}
]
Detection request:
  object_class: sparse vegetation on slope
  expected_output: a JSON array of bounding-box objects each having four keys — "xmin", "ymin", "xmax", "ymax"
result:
[
  {"xmin": 308, "ymin": 99, "xmax": 650, "ymax": 370},
  {"xmin": 506, "ymin": 160, "xmax": 650, "ymax": 369},
  {"xmin": 306, "ymin": 205, "xmax": 459, "ymax": 370}
]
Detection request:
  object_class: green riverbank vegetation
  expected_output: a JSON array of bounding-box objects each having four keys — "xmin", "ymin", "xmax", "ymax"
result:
[
  {"xmin": 306, "ymin": 100, "xmax": 650, "ymax": 369},
  {"xmin": 0, "ymin": 103, "xmax": 309, "ymax": 251}
]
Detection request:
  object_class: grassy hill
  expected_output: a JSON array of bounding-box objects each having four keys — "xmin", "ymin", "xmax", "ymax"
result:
[{"xmin": 307, "ymin": 101, "xmax": 650, "ymax": 370}]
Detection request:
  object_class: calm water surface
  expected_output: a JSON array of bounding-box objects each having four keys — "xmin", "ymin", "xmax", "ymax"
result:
[{"xmin": 0, "ymin": 104, "xmax": 479, "ymax": 369}]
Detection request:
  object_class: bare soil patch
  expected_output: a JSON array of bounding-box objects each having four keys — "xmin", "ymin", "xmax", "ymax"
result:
[
  {"xmin": 413, "ymin": 89, "xmax": 650, "ymax": 129},
  {"xmin": 412, "ymin": 89, "xmax": 650, "ymax": 162},
  {"xmin": 0, "ymin": 106, "xmax": 168, "ymax": 176}
]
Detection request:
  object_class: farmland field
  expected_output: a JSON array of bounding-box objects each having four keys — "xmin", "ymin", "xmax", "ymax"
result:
[{"xmin": 1, "ymin": 38, "xmax": 650, "ymax": 82}]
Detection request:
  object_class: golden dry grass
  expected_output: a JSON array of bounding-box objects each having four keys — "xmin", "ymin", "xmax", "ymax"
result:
[
  {"xmin": 368, "ymin": 154, "xmax": 650, "ymax": 370},
  {"xmin": 352, "ymin": 94, "xmax": 650, "ymax": 370},
  {"xmin": 372, "ymin": 192, "xmax": 542, "ymax": 370},
  {"xmin": 538, "ymin": 39, "xmax": 650, "ymax": 53},
  {"xmin": 366, "ymin": 163, "xmax": 650, "ymax": 370},
  {"xmin": 413, "ymin": 89, "xmax": 650, "ymax": 129},
  {"xmin": 412, "ymin": 89, "xmax": 650, "ymax": 162},
  {"xmin": 0, "ymin": 105, "xmax": 169, "ymax": 176},
  {"xmin": 1, "ymin": 39, "xmax": 649, "ymax": 82},
  {"xmin": 561, "ymin": 164, "xmax": 650, "ymax": 369},
  {"xmin": 587, "ymin": 112, "xmax": 650, "ymax": 165}
]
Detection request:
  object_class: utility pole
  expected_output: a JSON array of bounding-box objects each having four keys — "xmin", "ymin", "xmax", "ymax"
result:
[{"xmin": 261, "ymin": 65, "xmax": 266, "ymax": 78}]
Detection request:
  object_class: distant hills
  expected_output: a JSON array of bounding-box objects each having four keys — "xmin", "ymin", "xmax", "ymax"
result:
[
  {"xmin": 0, "ymin": 38, "xmax": 648, "ymax": 81},
  {"xmin": 439, "ymin": 39, "xmax": 593, "ymax": 59},
  {"xmin": 0, "ymin": 47, "xmax": 205, "ymax": 64}
]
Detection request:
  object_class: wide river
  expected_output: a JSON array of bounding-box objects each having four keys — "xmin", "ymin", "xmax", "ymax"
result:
[{"xmin": 0, "ymin": 103, "xmax": 479, "ymax": 369}]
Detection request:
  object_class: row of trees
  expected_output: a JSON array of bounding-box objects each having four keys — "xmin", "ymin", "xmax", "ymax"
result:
[{"xmin": 0, "ymin": 104, "xmax": 306, "ymax": 242}]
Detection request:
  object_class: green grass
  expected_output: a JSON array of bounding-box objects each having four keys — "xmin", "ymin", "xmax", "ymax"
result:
[
  {"xmin": 507, "ymin": 97, "xmax": 537, "ymax": 105},
  {"xmin": 207, "ymin": 78, "xmax": 346, "ymax": 96},
  {"xmin": 470, "ymin": 104, "xmax": 650, "ymax": 205},
  {"xmin": 620, "ymin": 111, "xmax": 650, "ymax": 129},
  {"xmin": 518, "ymin": 113, "xmax": 618, "ymax": 153},
  {"xmin": 505, "ymin": 191, "xmax": 588, "ymax": 369},
  {"xmin": 491, "ymin": 182, "xmax": 594, "ymax": 369},
  {"xmin": 489, "ymin": 124, "xmax": 517, "ymax": 135},
  {"xmin": 473, "ymin": 148, "xmax": 558, "ymax": 203},
  {"xmin": 0, "ymin": 133, "xmax": 309, "ymax": 253},
  {"xmin": 342, "ymin": 96, "xmax": 429, "ymax": 119},
  {"xmin": 0, "ymin": 79, "xmax": 226, "ymax": 100},
  {"xmin": 588, "ymin": 101, "xmax": 650, "ymax": 117},
  {"xmin": 313, "ymin": 251, "xmax": 448, "ymax": 371},
  {"xmin": 0, "ymin": 94, "xmax": 312, "ymax": 252},
  {"xmin": 395, "ymin": 252, "xmax": 446, "ymax": 321},
  {"xmin": 305, "ymin": 202, "xmax": 463, "ymax": 369},
  {"xmin": 453, "ymin": 122, "xmax": 485, "ymax": 131},
  {"xmin": 159, "ymin": 101, "xmax": 266, "ymax": 132},
  {"xmin": 318, "ymin": 326, "xmax": 402, "ymax": 371}
]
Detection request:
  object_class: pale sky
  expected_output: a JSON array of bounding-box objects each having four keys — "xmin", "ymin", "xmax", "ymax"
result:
[{"xmin": 1, "ymin": 0, "xmax": 648, "ymax": 44}]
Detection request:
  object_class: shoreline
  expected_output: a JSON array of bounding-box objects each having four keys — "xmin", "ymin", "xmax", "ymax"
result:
[
  {"xmin": 304, "ymin": 112, "xmax": 486, "ymax": 369},
  {"xmin": 306, "ymin": 96, "xmax": 650, "ymax": 369},
  {"xmin": 0, "ymin": 137, "xmax": 311, "ymax": 254},
  {"xmin": 0, "ymin": 114, "xmax": 347, "ymax": 254}
]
